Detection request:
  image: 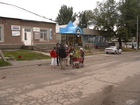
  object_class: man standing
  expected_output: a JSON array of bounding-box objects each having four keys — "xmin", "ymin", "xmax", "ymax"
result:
[
  {"xmin": 59, "ymin": 44, "xmax": 67, "ymax": 70},
  {"xmin": 56, "ymin": 43, "xmax": 60, "ymax": 66}
]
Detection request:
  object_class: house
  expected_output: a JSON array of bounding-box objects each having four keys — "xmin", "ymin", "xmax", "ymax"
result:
[{"xmin": 0, "ymin": 3, "xmax": 56, "ymax": 50}]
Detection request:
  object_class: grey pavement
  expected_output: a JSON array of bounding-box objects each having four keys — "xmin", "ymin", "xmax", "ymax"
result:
[{"xmin": 0, "ymin": 51, "xmax": 140, "ymax": 105}]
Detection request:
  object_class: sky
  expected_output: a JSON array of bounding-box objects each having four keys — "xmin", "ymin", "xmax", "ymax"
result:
[{"xmin": 0, "ymin": 0, "xmax": 119, "ymax": 21}]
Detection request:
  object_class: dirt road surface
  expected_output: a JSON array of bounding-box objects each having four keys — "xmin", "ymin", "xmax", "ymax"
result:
[{"xmin": 0, "ymin": 51, "xmax": 140, "ymax": 105}]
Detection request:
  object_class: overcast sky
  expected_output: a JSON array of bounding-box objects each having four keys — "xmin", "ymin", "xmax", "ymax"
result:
[{"xmin": 0, "ymin": 0, "xmax": 118, "ymax": 20}]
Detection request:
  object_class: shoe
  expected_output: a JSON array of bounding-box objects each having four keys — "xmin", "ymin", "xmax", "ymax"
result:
[{"xmin": 66, "ymin": 65, "xmax": 68, "ymax": 66}]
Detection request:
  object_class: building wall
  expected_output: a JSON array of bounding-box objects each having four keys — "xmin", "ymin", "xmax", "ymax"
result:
[
  {"xmin": 0, "ymin": 17, "xmax": 56, "ymax": 49},
  {"xmin": 83, "ymin": 28, "xmax": 106, "ymax": 36}
]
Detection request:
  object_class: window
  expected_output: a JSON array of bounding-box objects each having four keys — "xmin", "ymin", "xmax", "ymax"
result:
[
  {"xmin": 25, "ymin": 28, "xmax": 31, "ymax": 32},
  {"xmin": 40, "ymin": 29, "xmax": 48, "ymax": 41},
  {"xmin": 0, "ymin": 25, "xmax": 4, "ymax": 42}
]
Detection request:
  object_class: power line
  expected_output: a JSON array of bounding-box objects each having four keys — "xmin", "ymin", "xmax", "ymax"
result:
[{"xmin": 0, "ymin": 2, "xmax": 52, "ymax": 20}]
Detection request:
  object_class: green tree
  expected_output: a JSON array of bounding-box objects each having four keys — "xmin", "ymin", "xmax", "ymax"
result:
[
  {"xmin": 78, "ymin": 10, "xmax": 93, "ymax": 29},
  {"xmin": 92, "ymin": 0, "xmax": 118, "ymax": 38},
  {"xmin": 55, "ymin": 5, "xmax": 76, "ymax": 25},
  {"xmin": 116, "ymin": 27, "xmax": 128, "ymax": 48},
  {"xmin": 117, "ymin": 0, "xmax": 140, "ymax": 49}
]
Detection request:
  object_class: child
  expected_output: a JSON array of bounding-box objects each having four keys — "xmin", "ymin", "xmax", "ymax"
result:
[{"xmin": 50, "ymin": 47, "xmax": 57, "ymax": 68}]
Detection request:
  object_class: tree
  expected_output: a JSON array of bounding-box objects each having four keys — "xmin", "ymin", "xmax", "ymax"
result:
[
  {"xmin": 78, "ymin": 10, "xmax": 93, "ymax": 29},
  {"xmin": 92, "ymin": 0, "xmax": 118, "ymax": 38},
  {"xmin": 55, "ymin": 5, "xmax": 76, "ymax": 25},
  {"xmin": 117, "ymin": 0, "xmax": 140, "ymax": 49},
  {"xmin": 116, "ymin": 27, "xmax": 128, "ymax": 48}
]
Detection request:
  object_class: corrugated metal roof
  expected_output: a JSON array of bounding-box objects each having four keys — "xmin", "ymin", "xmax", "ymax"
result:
[{"xmin": 0, "ymin": 3, "xmax": 56, "ymax": 24}]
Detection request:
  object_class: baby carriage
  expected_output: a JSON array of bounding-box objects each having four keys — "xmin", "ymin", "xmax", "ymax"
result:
[{"xmin": 72, "ymin": 57, "xmax": 83, "ymax": 68}]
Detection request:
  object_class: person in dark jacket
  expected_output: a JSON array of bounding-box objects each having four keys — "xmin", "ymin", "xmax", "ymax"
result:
[
  {"xmin": 59, "ymin": 44, "xmax": 67, "ymax": 70},
  {"xmin": 56, "ymin": 43, "xmax": 60, "ymax": 66}
]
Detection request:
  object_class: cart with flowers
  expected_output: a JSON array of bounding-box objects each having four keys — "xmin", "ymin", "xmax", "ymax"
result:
[{"xmin": 72, "ymin": 57, "xmax": 83, "ymax": 68}]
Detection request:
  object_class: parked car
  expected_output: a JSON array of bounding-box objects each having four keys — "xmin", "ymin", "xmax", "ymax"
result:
[{"xmin": 105, "ymin": 46, "xmax": 122, "ymax": 54}]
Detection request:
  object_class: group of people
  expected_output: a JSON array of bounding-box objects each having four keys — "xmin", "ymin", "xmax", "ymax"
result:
[{"xmin": 50, "ymin": 43, "xmax": 84, "ymax": 70}]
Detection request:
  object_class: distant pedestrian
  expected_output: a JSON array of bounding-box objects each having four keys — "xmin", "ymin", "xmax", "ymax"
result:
[
  {"xmin": 69, "ymin": 46, "xmax": 75, "ymax": 65},
  {"xmin": 50, "ymin": 47, "xmax": 57, "ymax": 68},
  {"xmin": 65, "ymin": 45, "xmax": 69, "ymax": 66},
  {"xmin": 59, "ymin": 44, "xmax": 67, "ymax": 70},
  {"xmin": 79, "ymin": 48, "xmax": 85, "ymax": 67},
  {"xmin": 56, "ymin": 43, "xmax": 60, "ymax": 66}
]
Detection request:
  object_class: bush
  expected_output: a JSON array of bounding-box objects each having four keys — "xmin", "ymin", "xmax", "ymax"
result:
[{"xmin": 73, "ymin": 51, "xmax": 80, "ymax": 57}]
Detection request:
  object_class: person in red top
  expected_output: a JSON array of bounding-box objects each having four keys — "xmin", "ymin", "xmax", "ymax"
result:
[{"xmin": 50, "ymin": 47, "xmax": 57, "ymax": 68}]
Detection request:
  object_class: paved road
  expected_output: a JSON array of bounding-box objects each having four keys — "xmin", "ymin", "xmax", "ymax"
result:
[{"xmin": 0, "ymin": 51, "xmax": 140, "ymax": 105}]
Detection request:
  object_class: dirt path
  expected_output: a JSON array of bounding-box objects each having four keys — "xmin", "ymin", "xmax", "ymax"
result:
[{"xmin": 0, "ymin": 51, "xmax": 140, "ymax": 105}]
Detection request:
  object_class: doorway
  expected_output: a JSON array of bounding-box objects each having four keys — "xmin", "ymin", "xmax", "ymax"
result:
[{"xmin": 22, "ymin": 28, "xmax": 32, "ymax": 46}]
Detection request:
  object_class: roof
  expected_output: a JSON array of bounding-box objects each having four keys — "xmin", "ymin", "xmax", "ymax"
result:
[
  {"xmin": 60, "ymin": 21, "xmax": 83, "ymax": 34},
  {"xmin": 0, "ymin": 2, "xmax": 56, "ymax": 24}
]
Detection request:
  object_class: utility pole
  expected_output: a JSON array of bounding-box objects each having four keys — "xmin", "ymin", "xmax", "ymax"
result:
[{"xmin": 136, "ymin": 16, "xmax": 139, "ymax": 51}]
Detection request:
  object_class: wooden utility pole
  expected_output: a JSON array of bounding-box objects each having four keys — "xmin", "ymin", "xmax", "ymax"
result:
[
  {"xmin": 0, "ymin": 49, "xmax": 7, "ymax": 62},
  {"xmin": 136, "ymin": 16, "xmax": 139, "ymax": 51}
]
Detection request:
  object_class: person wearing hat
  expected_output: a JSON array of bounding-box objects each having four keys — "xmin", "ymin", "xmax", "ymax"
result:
[{"xmin": 79, "ymin": 48, "xmax": 85, "ymax": 67}]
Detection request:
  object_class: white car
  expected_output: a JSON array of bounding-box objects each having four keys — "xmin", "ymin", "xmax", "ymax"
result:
[{"xmin": 105, "ymin": 46, "xmax": 122, "ymax": 54}]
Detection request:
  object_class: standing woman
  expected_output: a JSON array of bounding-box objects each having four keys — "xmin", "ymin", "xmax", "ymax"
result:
[
  {"xmin": 69, "ymin": 46, "xmax": 75, "ymax": 65},
  {"xmin": 50, "ymin": 47, "xmax": 57, "ymax": 68},
  {"xmin": 79, "ymin": 48, "xmax": 85, "ymax": 67}
]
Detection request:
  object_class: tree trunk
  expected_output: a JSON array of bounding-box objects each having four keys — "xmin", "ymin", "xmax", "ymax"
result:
[
  {"xmin": 138, "ymin": 34, "xmax": 140, "ymax": 50},
  {"xmin": 118, "ymin": 38, "xmax": 122, "ymax": 49}
]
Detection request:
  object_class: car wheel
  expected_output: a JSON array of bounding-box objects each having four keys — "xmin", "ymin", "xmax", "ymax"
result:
[{"xmin": 106, "ymin": 52, "xmax": 108, "ymax": 54}]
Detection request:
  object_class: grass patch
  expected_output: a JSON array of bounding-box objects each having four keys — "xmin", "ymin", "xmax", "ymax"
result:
[
  {"xmin": 2, "ymin": 50, "xmax": 51, "ymax": 61},
  {"xmin": 0, "ymin": 59, "xmax": 11, "ymax": 67},
  {"xmin": 122, "ymin": 48, "xmax": 136, "ymax": 51}
]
